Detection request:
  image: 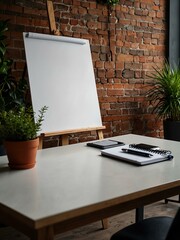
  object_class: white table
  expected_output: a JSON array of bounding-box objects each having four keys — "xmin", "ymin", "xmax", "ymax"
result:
[{"xmin": 0, "ymin": 134, "xmax": 180, "ymax": 240}]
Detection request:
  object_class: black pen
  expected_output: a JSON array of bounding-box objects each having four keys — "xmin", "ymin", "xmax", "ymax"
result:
[{"xmin": 121, "ymin": 148, "xmax": 153, "ymax": 158}]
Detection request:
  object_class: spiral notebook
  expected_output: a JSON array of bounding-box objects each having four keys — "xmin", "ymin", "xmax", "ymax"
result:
[{"xmin": 101, "ymin": 143, "xmax": 173, "ymax": 166}]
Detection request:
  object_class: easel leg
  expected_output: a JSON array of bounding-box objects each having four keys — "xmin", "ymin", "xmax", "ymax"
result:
[
  {"xmin": 61, "ymin": 135, "xmax": 69, "ymax": 145},
  {"xmin": 101, "ymin": 218, "xmax": 108, "ymax": 229},
  {"xmin": 97, "ymin": 130, "xmax": 104, "ymax": 140},
  {"xmin": 46, "ymin": 0, "xmax": 60, "ymax": 35},
  {"xmin": 38, "ymin": 135, "xmax": 44, "ymax": 149}
]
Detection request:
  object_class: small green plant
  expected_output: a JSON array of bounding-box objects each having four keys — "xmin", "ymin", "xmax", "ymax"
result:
[
  {"xmin": 0, "ymin": 106, "xmax": 48, "ymax": 141},
  {"xmin": 147, "ymin": 61, "xmax": 180, "ymax": 121},
  {"xmin": 97, "ymin": 0, "xmax": 119, "ymax": 5}
]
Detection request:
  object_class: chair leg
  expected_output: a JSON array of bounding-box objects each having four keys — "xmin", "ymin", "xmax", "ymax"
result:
[
  {"xmin": 165, "ymin": 194, "xmax": 180, "ymax": 204},
  {"xmin": 101, "ymin": 218, "xmax": 108, "ymax": 229}
]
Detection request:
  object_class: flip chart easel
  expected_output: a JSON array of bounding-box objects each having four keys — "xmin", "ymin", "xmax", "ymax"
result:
[{"xmin": 24, "ymin": 0, "xmax": 107, "ymax": 228}]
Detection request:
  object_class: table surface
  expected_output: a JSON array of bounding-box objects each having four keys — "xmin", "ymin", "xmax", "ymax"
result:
[{"xmin": 0, "ymin": 134, "xmax": 180, "ymax": 238}]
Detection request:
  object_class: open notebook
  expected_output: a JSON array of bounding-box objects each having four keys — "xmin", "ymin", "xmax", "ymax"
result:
[{"xmin": 101, "ymin": 144, "xmax": 173, "ymax": 166}]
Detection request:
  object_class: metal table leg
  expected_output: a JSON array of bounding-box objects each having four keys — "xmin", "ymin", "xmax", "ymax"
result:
[{"xmin": 136, "ymin": 207, "xmax": 144, "ymax": 222}]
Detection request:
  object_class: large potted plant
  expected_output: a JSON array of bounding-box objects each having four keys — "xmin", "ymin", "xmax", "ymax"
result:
[
  {"xmin": 0, "ymin": 106, "xmax": 47, "ymax": 169},
  {"xmin": 0, "ymin": 20, "xmax": 28, "ymax": 155},
  {"xmin": 147, "ymin": 61, "xmax": 180, "ymax": 141}
]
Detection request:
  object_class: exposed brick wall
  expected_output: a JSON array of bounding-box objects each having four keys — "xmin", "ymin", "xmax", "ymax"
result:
[{"xmin": 0, "ymin": 0, "xmax": 167, "ymax": 146}]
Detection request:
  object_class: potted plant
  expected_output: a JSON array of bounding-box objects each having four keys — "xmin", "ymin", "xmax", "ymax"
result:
[
  {"xmin": 0, "ymin": 20, "xmax": 28, "ymax": 155},
  {"xmin": 147, "ymin": 61, "xmax": 180, "ymax": 141},
  {"xmin": 0, "ymin": 20, "xmax": 27, "ymax": 110},
  {"xmin": 0, "ymin": 106, "xmax": 47, "ymax": 169}
]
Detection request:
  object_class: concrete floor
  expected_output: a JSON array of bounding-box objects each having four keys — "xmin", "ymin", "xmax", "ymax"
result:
[{"xmin": 0, "ymin": 198, "xmax": 179, "ymax": 240}]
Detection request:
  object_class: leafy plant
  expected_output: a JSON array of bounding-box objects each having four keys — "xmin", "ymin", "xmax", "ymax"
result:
[
  {"xmin": 0, "ymin": 20, "xmax": 28, "ymax": 111},
  {"xmin": 0, "ymin": 106, "xmax": 48, "ymax": 141},
  {"xmin": 147, "ymin": 61, "xmax": 180, "ymax": 121},
  {"xmin": 97, "ymin": 0, "xmax": 119, "ymax": 5}
]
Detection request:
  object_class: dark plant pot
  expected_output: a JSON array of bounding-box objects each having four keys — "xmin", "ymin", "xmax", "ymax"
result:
[
  {"xmin": 0, "ymin": 144, "xmax": 6, "ymax": 156},
  {"xmin": 163, "ymin": 119, "xmax": 180, "ymax": 141}
]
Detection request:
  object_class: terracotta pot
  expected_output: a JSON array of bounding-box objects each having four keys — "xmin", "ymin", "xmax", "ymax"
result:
[{"xmin": 4, "ymin": 138, "xmax": 39, "ymax": 170}]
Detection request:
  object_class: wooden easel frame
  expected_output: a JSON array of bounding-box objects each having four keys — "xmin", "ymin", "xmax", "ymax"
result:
[
  {"xmin": 39, "ymin": 126, "xmax": 105, "ymax": 149},
  {"xmin": 40, "ymin": 0, "xmax": 108, "ymax": 229},
  {"xmin": 47, "ymin": 0, "xmax": 60, "ymax": 35}
]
